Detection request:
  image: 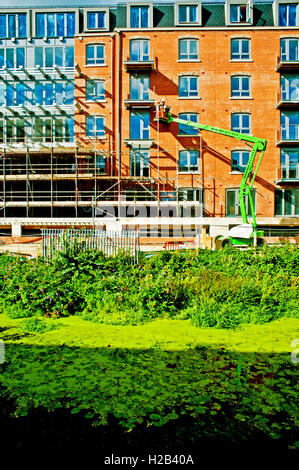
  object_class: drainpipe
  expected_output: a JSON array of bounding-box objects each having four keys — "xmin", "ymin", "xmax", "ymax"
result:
[
  {"xmin": 110, "ymin": 33, "xmax": 115, "ymax": 177},
  {"xmin": 116, "ymin": 30, "xmax": 121, "ymax": 220}
]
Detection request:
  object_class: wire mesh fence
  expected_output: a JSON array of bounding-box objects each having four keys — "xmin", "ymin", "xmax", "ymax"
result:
[{"xmin": 42, "ymin": 228, "xmax": 139, "ymax": 263}]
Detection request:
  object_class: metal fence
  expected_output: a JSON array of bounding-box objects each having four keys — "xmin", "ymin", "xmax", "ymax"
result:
[{"xmin": 42, "ymin": 228, "xmax": 139, "ymax": 263}]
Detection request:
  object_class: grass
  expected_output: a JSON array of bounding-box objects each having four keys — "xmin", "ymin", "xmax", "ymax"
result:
[{"xmin": 0, "ymin": 313, "xmax": 298, "ymax": 353}]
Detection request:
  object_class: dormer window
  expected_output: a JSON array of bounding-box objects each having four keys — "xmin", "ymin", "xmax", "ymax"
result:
[
  {"xmin": 175, "ymin": 2, "xmax": 202, "ymax": 26},
  {"xmin": 226, "ymin": 0, "xmax": 252, "ymax": 25},
  {"xmin": 230, "ymin": 4, "xmax": 247, "ymax": 22},
  {"xmin": 35, "ymin": 11, "xmax": 76, "ymax": 38},
  {"xmin": 127, "ymin": 3, "xmax": 153, "ymax": 28},
  {"xmin": 279, "ymin": 3, "xmax": 298, "ymax": 26},
  {"xmin": 84, "ymin": 8, "xmax": 109, "ymax": 32},
  {"xmin": 0, "ymin": 13, "xmax": 27, "ymax": 38}
]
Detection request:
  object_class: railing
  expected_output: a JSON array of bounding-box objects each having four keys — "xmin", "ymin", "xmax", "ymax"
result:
[
  {"xmin": 42, "ymin": 228, "xmax": 139, "ymax": 262},
  {"xmin": 277, "ymin": 55, "xmax": 299, "ymax": 68},
  {"xmin": 277, "ymin": 124, "xmax": 299, "ymax": 141},
  {"xmin": 277, "ymin": 85, "xmax": 299, "ymax": 104},
  {"xmin": 0, "ymin": 163, "xmax": 106, "ymax": 176},
  {"xmin": 277, "ymin": 164, "xmax": 299, "ymax": 180}
]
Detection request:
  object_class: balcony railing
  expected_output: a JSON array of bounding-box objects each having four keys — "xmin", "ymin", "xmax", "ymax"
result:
[
  {"xmin": 124, "ymin": 90, "xmax": 155, "ymax": 108},
  {"xmin": 276, "ymin": 164, "xmax": 299, "ymax": 182},
  {"xmin": 277, "ymin": 124, "xmax": 299, "ymax": 145},
  {"xmin": 124, "ymin": 52, "xmax": 155, "ymax": 72},
  {"xmin": 0, "ymin": 163, "xmax": 106, "ymax": 177},
  {"xmin": 277, "ymin": 85, "xmax": 299, "ymax": 108},
  {"xmin": 276, "ymin": 55, "xmax": 299, "ymax": 72}
]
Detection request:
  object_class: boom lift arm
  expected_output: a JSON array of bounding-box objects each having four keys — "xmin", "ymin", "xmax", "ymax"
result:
[{"xmin": 156, "ymin": 107, "xmax": 267, "ymax": 246}]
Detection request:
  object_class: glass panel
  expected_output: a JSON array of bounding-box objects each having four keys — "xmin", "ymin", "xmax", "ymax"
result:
[
  {"xmin": 289, "ymin": 5, "xmax": 296, "ymax": 27},
  {"xmin": 86, "ymin": 81, "xmax": 95, "ymax": 99},
  {"xmin": 36, "ymin": 13, "xmax": 45, "ymax": 37},
  {"xmin": 179, "ymin": 151, "xmax": 188, "ymax": 171},
  {"xmin": 130, "ymin": 112, "xmax": 141, "ymax": 139},
  {"xmin": 45, "ymin": 119, "xmax": 52, "ymax": 142},
  {"xmin": 279, "ymin": 5, "xmax": 287, "ymax": 26},
  {"xmin": 57, "ymin": 13, "xmax": 65, "ymax": 37},
  {"xmin": 285, "ymin": 189, "xmax": 293, "ymax": 215},
  {"xmin": 0, "ymin": 120, "xmax": 3, "ymax": 143},
  {"xmin": 6, "ymin": 120, "xmax": 13, "ymax": 142},
  {"xmin": 0, "ymin": 84, "xmax": 5, "ymax": 106},
  {"xmin": 226, "ymin": 190, "xmax": 237, "ymax": 216},
  {"xmin": 65, "ymin": 46, "xmax": 74, "ymax": 67},
  {"xmin": 141, "ymin": 7, "xmax": 149, "ymax": 27},
  {"xmin": 47, "ymin": 14, "xmax": 55, "ymax": 37},
  {"xmin": 55, "ymin": 47, "xmax": 63, "ymax": 67},
  {"xmin": 34, "ymin": 118, "xmax": 43, "ymax": 142},
  {"xmin": 64, "ymin": 83, "xmax": 74, "ymax": 104},
  {"xmin": 66, "ymin": 118, "xmax": 74, "ymax": 142},
  {"xmin": 6, "ymin": 84, "xmax": 14, "ymax": 106},
  {"xmin": 18, "ymin": 14, "xmax": 27, "ymax": 38},
  {"xmin": 189, "ymin": 77, "xmax": 198, "ymax": 94},
  {"xmin": 179, "ymin": 77, "xmax": 188, "ymax": 96},
  {"xmin": 6, "ymin": 49, "xmax": 14, "ymax": 68},
  {"xmin": 16, "ymin": 83, "xmax": 25, "ymax": 106},
  {"xmin": 16, "ymin": 119, "xmax": 25, "ymax": 142},
  {"xmin": 8, "ymin": 15, "xmax": 16, "ymax": 38},
  {"xmin": 97, "ymin": 12, "xmax": 105, "ymax": 28},
  {"xmin": 295, "ymin": 189, "xmax": 299, "ymax": 214},
  {"xmin": 230, "ymin": 5, "xmax": 238, "ymax": 22},
  {"xmin": 87, "ymin": 13, "xmax": 96, "ymax": 29},
  {"xmin": 242, "ymin": 39, "xmax": 249, "ymax": 55},
  {"xmin": 179, "ymin": 6, "xmax": 187, "ymax": 23},
  {"xmin": 67, "ymin": 13, "xmax": 75, "ymax": 36},
  {"xmin": 131, "ymin": 7, "xmax": 140, "ymax": 28},
  {"xmin": 96, "ymin": 117, "xmax": 105, "ymax": 136},
  {"xmin": 45, "ymin": 83, "xmax": 54, "ymax": 105},
  {"xmin": 86, "ymin": 45, "xmax": 94, "ymax": 64},
  {"xmin": 96, "ymin": 45, "xmax": 104, "ymax": 63},
  {"xmin": 86, "ymin": 116, "xmax": 94, "ymax": 136},
  {"xmin": 55, "ymin": 119, "xmax": 63, "ymax": 142},
  {"xmin": 190, "ymin": 40, "xmax": 198, "ymax": 58},
  {"xmin": 179, "ymin": 40, "xmax": 187, "ymax": 59},
  {"xmin": 242, "ymin": 77, "xmax": 249, "ymax": 95},
  {"xmin": 45, "ymin": 47, "xmax": 53, "ymax": 67},
  {"xmin": 0, "ymin": 15, "xmax": 6, "ymax": 38},
  {"xmin": 231, "ymin": 39, "xmax": 239, "ymax": 58},
  {"xmin": 179, "ymin": 113, "xmax": 198, "ymax": 135},
  {"xmin": 35, "ymin": 83, "xmax": 43, "ymax": 105},
  {"xmin": 0, "ymin": 49, "xmax": 4, "ymax": 68},
  {"xmin": 97, "ymin": 81, "xmax": 105, "ymax": 99},
  {"xmin": 35, "ymin": 47, "xmax": 43, "ymax": 67},
  {"xmin": 55, "ymin": 83, "xmax": 63, "ymax": 105},
  {"xmin": 289, "ymin": 40, "xmax": 299, "ymax": 61},
  {"xmin": 189, "ymin": 6, "xmax": 197, "ymax": 22},
  {"xmin": 16, "ymin": 48, "xmax": 25, "ymax": 68}
]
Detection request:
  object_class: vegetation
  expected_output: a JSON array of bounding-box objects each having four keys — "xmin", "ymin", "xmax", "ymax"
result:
[{"xmin": 0, "ymin": 244, "xmax": 297, "ymax": 328}]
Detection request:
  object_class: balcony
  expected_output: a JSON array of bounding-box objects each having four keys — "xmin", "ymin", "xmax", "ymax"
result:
[
  {"xmin": 276, "ymin": 56, "xmax": 299, "ymax": 72},
  {"xmin": 124, "ymin": 91, "xmax": 155, "ymax": 109},
  {"xmin": 276, "ymin": 125, "xmax": 299, "ymax": 146},
  {"xmin": 275, "ymin": 165, "xmax": 299, "ymax": 184},
  {"xmin": 276, "ymin": 85, "xmax": 299, "ymax": 108},
  {"xmin": 124, "ymin": 53, "xmax": 155, "ymax": 72}
]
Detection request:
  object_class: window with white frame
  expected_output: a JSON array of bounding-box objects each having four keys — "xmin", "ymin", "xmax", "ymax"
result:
[
  {"xmin": 179, "ymin": 76, "xmax": 199, "ymax": 98},
  {"xmin": 231, "ymin": 38, "xmax": 250, "ymax": 60},
  {"xmin": 230, "ymin": 4, "xmax": 248, "ymax": 22},
  {"xmin": 178, "ymin": 188, "xmax": 203, "ymax": 202},
  {"xmin": 279, "ymin": 3, "xmax": 298, "ymax": 26},
  {"xmin": 226, "ymin": 188, "xmax": 255, "ymax": 216},
  {"xmin": 34, "ymin": 117, "xmax": 74, "ymax": 143},
  {"xmin": 231, "ymin": 75, "xmax": 250, "ymax": 97},
  {"xmin": 86, "ymin": 45, "xmax": 105, "ymax": 65},
  {"xmin": 130, "ymin": 5, "xmax": 150, "ymax": 28},
  {"xmin": 35, "ymin": 82, "xmax": 74, "ymax": 106},
  {"xmin": 3, "ymin": 83, "xmax": 26, "ymax": 106},
  {"xmin": 231, "ymin": 150, "xmax": 250, "ymax": 172},
  {"xmin": 0, "ymin": 13, "xmax": 27, "ymax": 38},
  {"xmin": 130, "ymin": 110, "xmax": 150, "ymax": 139},
  {"xmin": 275, "ymin": 188, "xmax": 299, "ymax": 215},
  {"xmin": 280, "ymin": 148, "xmax": 299, "ymax": 179},
  {"xmin": 130, "ymin": 74, "xmax": 150, "ymax": 100},
  {"xmin": 34, "ymin": 46, "xmax": 74, "ymax": 68},
  {"xmin": 280, "ymin": 38, "xmax": 299, "ymax": 62},
  {"xmin": 281, "ymin": 75, "xmax": 299, "ymax": 101},
  {"xmin": 130, "ymin": 39, "xmax": 150, "ymax": 61},
  {"xmin": 0, "ymin": 48, "xmax": 25, "ymax": 69},
  {"xmin": 178, "ymin": 113, "xmax": 199, "ymax": 135},
  {"xmin": 178, "ymin": 4, "xmax": 198, "ymax": 23},
  {"xmin": 86, "ymin": 116, "xmax": 105, "ymax": 138},
  {"xmin": 281, "ymin": 111, "xmax": 299, "ymax": 140},
  {"xmin": 179, "ymin": 39, "xmax": 199, "ymax": 60},
  {"xmin": 231, "ymin": 113, "xmax": 251, "ymax": 133},
  {"xmin": 35, "ymin": 12, "xmax": 75, "ymax": 37},
  {"xmin": 87, "ymin": 11, "xmax": 106, "ymax": 29},
  {"xmin": 179, "ymin": 150, "xmax": 199, "ymax": 172},
  {"xmin": 130, "ymin": 149, "xmax": 150, "ymax": 176},
  {"xmin": 86, "ymin": 80, "xmax": 105, "ymax": 101}
]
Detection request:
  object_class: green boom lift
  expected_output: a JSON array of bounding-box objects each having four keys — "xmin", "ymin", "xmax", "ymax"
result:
[{"xmin": 156, "ymin": 106, "xmax": 267, "ymax": 248}]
